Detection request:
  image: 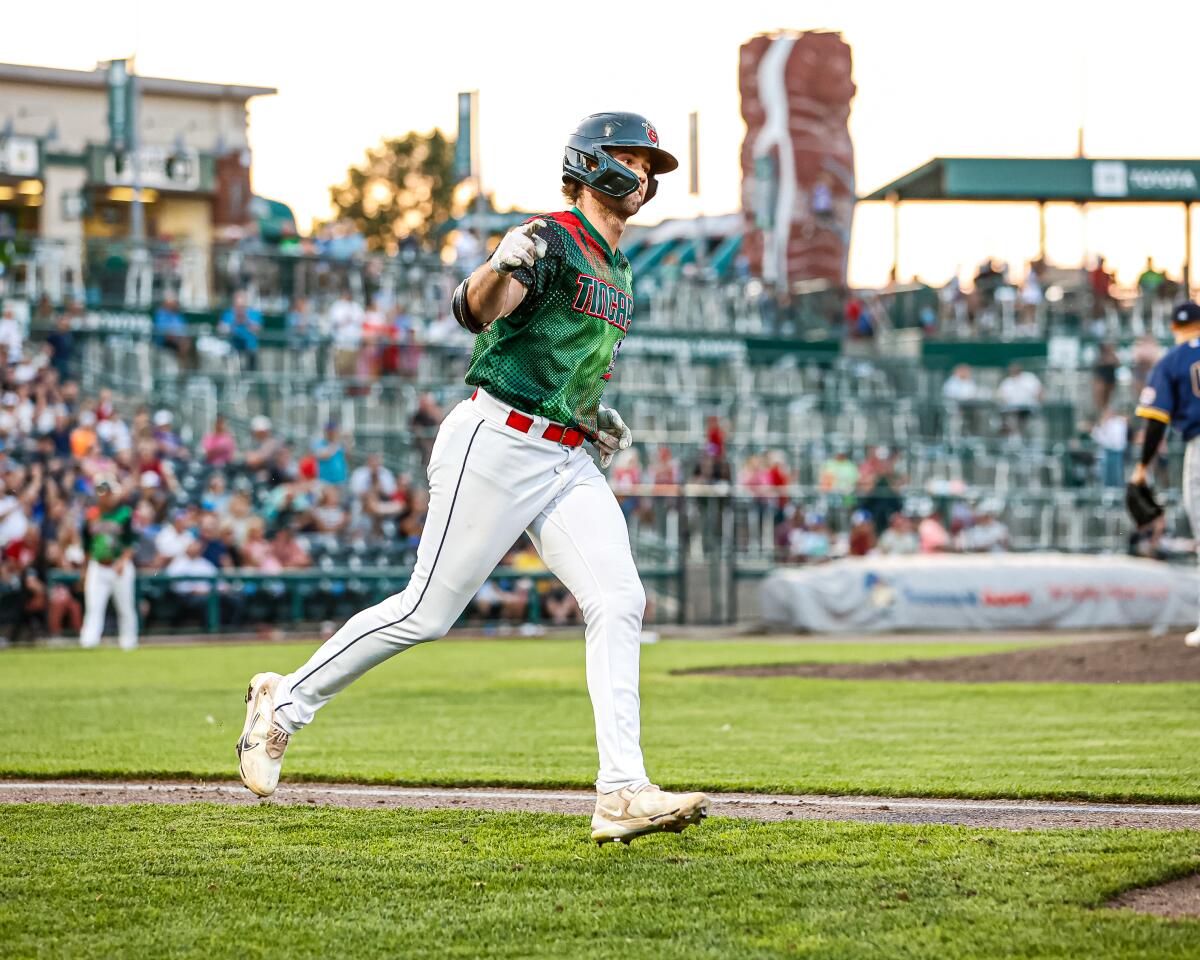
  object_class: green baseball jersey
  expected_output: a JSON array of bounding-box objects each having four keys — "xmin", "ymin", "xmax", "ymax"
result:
[
  {"xmin": 84, "ymin": 503, "xmax": 135, "ymax": 563},
  {"xmin": 465, "ymin": 207, "xmax": 634, "ymax": 435}
]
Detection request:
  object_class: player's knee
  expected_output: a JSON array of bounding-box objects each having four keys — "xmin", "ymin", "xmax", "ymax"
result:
[
  {"xmin": 625, "ymin": 579, "xmax": 647, "ymax": 622},
  {"xmin": 417, "ymin": 609, "xmax": 460, "ymax": 642},
  {"xmin": 589, "ymin": 577, "xmax": 645, "ymax": 630}
]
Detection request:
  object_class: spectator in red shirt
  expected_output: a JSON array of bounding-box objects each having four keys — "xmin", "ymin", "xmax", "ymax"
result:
[
  {"xmin": 705, "ymin": 416, "xmax": 726, "ymax": 461},
  {"xmin": 848, "ymin": 509, "xmax": 877, "ymax": 556},
  {"xmin": 271, "ymin": 528, "xmax": 311, "ymax": 570},
  {"xmin": 94, "ymin": 388, "xmax": 115, "ymax": 422},
  {"xmin": 845, "ymin": 296, "xmax": 864, "ymax": 335},
  {"xmin": 4, "ymin": 525, "xmax": 39, "ymax": 568},
  {"xmin": 765, "ymin": 450, "xmax": 789, "ymax": 492},
  {"xmin": 1089, "ymin": 256, "xmax": 1114, "ymax": 318},
  {"xmin": 650, "ymin": 445, "xmax": 680, "ymax": 488},
  {"xmin": 857, "ymin": 446, "xmax": 895, "ymax": 493}
]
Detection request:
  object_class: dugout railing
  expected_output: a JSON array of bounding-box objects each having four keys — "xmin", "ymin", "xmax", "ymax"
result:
[
  {"xmin": 44, "ymin": 564, "xmax": 689, "ymax": 635},
  {"xmin": 37, "ymin": 482, "xmax": 1188, "ymax": 633}
]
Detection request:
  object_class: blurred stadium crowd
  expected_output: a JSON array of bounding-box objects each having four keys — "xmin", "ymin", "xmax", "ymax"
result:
[{"xmin": 0, "ymin": 236, "xmax": 1192, "ymax": 641}]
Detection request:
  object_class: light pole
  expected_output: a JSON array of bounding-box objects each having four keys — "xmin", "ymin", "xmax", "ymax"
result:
[{"xmin": 128, "ymin": 65, "xmax": 144, "ymax": 243}]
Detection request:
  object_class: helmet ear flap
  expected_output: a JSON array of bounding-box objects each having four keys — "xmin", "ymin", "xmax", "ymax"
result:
[{"xmin": 643, "ymin": 176, "xmax": 658, "ymax": 204}]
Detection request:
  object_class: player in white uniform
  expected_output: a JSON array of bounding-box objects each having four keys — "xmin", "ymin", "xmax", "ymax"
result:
[{"xmin": 236, "ymin": 113, "xmax": 709, "ymax": 844}]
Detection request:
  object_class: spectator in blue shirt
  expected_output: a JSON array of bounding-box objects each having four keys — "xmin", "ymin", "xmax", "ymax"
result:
[
  {"xmin": 46, "ymin": 313, "xmax": 76, "ymax": 380},
  {"xmin": 286, "ymin": 296, "xmax": 317, "ymax": 348},
  {"xmin": 153, "ymin": 294, "xmax": 193, "ymax": 367},
  {"xmin": 312, "ymin": 421, "xmax": 349, "ymax": 485},
  {"xmin": 218, "ymin": 291, "xmax": 262, "ymax": 371}
]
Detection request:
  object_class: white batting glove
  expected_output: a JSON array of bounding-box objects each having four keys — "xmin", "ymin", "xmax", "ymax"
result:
[
  {"xmin": 595, "ymin": 404, "xmax": 633, "ymax": 469},
  {"xmin": 490, "ymin": 219, "xmax": 548, "ymax": 275}
]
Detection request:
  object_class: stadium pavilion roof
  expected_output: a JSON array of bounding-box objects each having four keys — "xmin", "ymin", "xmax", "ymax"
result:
[
  {"xmin": 860, "ymin": 157, "xmax": 1200, "ymax": 203},
  {"xmin": 859, "ymin": 157, "xmax": 1199, "ymax": 288}
]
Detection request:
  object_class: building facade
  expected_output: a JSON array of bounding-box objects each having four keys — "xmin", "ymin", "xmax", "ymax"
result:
[{"xmin": 0, "ymin": 60, "xmax": 275, "ymax": 306}]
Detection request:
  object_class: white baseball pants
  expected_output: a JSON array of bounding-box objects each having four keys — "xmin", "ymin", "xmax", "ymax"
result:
[
  {"xmin": 80, "ymin": 559, "xmax": 138, "ymax": 650},
  {"xmin": 274, "ymin": 389, "xmax": 649, "ymax": 793}
]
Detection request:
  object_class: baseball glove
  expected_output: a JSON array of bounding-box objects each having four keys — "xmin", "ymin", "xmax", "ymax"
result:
[{"xmin": 1125, "ymin": 481, "xmax": 1164, "ymax": 527}]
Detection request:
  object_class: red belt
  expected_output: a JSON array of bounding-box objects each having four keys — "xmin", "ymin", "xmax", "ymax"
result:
[{"xmin": 472, "ymin": 389, "xmax": 585, "ymax": 447}]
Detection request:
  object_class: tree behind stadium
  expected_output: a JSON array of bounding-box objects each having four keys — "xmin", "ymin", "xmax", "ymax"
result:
[{"xmin": 329, "ymin": 130, "xmax": 456, "ymax": 253}]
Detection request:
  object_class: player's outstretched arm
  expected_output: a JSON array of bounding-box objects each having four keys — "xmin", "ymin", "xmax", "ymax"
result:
[{"xmin": 452, "ymin": 220, "xmax": 546, "ymax": 333}]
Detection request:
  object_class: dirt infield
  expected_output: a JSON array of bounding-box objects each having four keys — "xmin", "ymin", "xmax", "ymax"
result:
[
  {"xmin": 678, "ymin": 633, "xmax": 1200, "ymax": 684},
  {"xmin": 4, "ymin": 780, "xmax": 1200, "ymax": 831},
  {"xmin": 1109, "ymin": 874, "xmax": 1200, "ymax": 919}
]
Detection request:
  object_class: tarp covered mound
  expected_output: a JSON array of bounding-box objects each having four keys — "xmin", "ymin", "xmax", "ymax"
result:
[{"xmin": 760, "ymin": 553, "xmax": 1198, "ymax": 633}]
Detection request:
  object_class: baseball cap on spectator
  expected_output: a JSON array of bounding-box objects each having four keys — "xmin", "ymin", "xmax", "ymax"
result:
[
  {"xmin": 94, "ymin": 474, "xmax": 117, "ymax": 495},
  {"xmin": 78, "ymin": 410, "xmax": 97, "ymax": 427},
  {"xmin": 251, "ymin": 416, "xmax": 272, "ymax": 432},
  {"xmin": 139, "ymin": 470, "xmax": 162, "ymax": 489},
  {"xmin": 2, "ymin": 392, "xmax": 17, "ymax": 406},
  {"xmin": 153, "ymin": 410, "xmax": 173, "ymax": 427},
  {"xmin": 1172, "ymin": 302, "xmax": 1200, "ymax": 326},
  {"xmin": 851, "ymin": 509, "xmax": 873, "ymax": 526}
]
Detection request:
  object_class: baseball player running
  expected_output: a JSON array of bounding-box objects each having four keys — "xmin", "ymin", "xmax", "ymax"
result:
[
  {"xmin": 1130, "ymin": 300, "xmax": 1200, "ymax": 646},
  {"xmin": 238, "ymin": 113, "xmax": 708, "ymax": 844}
]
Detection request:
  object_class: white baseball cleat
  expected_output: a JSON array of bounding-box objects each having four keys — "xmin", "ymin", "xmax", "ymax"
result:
[
  {"xmin": 236, "ymin": 672, "xmax": 291, "ymax": 798},
  {"xmin": 591, "ymin": 783, "xmax": 709, "ymax": 845},
  {"xmin": 1185, "ymin": 629, "xmax": 1200, "ymax": 648}
]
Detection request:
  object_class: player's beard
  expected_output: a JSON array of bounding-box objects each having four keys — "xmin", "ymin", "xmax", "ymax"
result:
[{"xmin": 595, "ymin": 187, "xmax": 644, "ymax": 220}]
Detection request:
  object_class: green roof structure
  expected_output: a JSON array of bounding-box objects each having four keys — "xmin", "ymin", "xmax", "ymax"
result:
[
  {"xmin": 860, "ymin": 157, "xmax": 1198, "ymax": 288},
  {"xmin": 861, "ymin": 157, "xmax": 1200, "ymax": 203}
]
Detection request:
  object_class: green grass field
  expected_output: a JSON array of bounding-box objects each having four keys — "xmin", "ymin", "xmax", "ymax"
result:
[
  {"xmin": 1, "ymin": 636, "xmax": 1197, "ymax": 802},
  {"xmin": 3, "ymin": 804, "xmax": 1200, "ymax": 960},
  {"xmin": 3, "ymin": 636, "xmax": 1199, "ymax": 959}
]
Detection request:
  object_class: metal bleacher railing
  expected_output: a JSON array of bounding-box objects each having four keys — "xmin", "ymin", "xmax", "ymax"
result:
[
  {"xmin": 42, "ymin": 480, "xmax": 1161, "ymax": 632},
  {"xmin": 65, "ymin": 331, "xmax": 1056, "ymax": 463},
  {"xmin": 3, "ymin": 233, "xmax": 1185, "ymax": 341},
  {"xmin": 46, "ymin": 565, "xmax": 687, "ymax": 633},
  {"xmin": 59, "ymin": 323, "xmax": 1182, "ymax": 569}
]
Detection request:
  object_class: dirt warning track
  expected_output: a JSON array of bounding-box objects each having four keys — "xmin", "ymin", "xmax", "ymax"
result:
[
  {"xmin": 2, "ymin": 780, "xmax": 1199, "ymax": 831},
  {"xmin": 677, "ymin": 633, "xmax": 1200, "ymax": 684}
]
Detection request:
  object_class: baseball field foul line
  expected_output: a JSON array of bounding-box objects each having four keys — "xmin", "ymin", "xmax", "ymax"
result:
[{"xmin": 3, "ymin": 781, "xmax": 1199, "ymax": 830}]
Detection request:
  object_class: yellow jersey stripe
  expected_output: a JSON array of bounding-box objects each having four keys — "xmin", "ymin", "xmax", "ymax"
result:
[{"xmin": 1134, "ymin": 405, "xmax": 1171, "ymax": 424}]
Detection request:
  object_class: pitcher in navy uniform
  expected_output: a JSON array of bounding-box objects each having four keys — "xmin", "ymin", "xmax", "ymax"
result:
[{"xmin": 1132, "ymin": 301, "xmax": 1200, "ymax": 646}]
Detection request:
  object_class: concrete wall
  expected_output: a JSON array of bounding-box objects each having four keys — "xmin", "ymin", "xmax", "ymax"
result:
[
  {"xmin": 41, "ymin": 165, "xmax": 86, "ymax": 242},
  {"xmin": 156, "ymin": 196, "xmax": 212, "ymax": 246},
  {"xmin": 0, "ymin": 81, "xmax": 250, "ymax": 153}
]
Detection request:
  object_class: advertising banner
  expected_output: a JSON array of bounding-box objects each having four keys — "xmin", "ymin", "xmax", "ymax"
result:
[{"xmin": 761, "ymin": 553, "xmax": 1198, "ymax": 633}]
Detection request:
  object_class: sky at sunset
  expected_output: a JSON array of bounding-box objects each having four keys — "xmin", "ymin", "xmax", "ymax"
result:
[{"xmin": 2, "ymin": 0, "xmax": 1197, "ymax": 288}]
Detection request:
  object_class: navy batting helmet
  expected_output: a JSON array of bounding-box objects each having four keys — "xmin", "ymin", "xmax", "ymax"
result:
[{"xmin": 563, "ymin": 112, "xmax": 678, "ymax": 205}]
